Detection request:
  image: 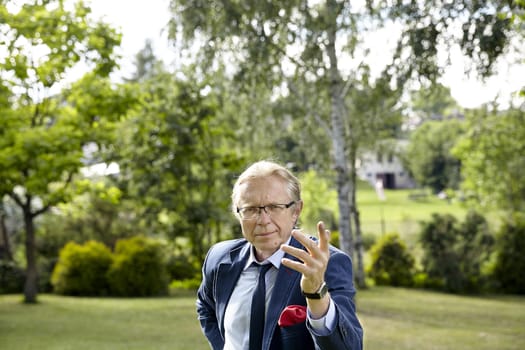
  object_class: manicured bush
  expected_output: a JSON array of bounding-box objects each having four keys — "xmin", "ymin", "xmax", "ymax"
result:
[
  {"xmin": 492, "ymin": 216, "xmax": 525, "ymax": 294},
  {"xmin": 51, "ymin": 241, "xmax": 113, "ymax": 296},
  {"xmin": 107, "ymin": 236, "xmax": 169, "ymax": 297},
  {"xmin": 368, "ymin": 233, "xmax": 415, "ymax": 287}
]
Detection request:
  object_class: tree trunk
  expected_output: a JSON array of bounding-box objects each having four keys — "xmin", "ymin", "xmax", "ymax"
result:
[
  {"xmin": 23, "ymin": 207, "xmax": 38, "ymax": 303},
  {"xmin": 0, "ymin": 209, "xmax": 13, "ymax": 261},
  {"xmin": 349, "ymin": 148, "xmax": 366, "ymax": 288},
  {"xmin": 326, "ymin": 0, "xmax": 355, "ymax": 261}
]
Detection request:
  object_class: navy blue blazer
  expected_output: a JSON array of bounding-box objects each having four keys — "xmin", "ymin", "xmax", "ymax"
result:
[{"xmin": 196, "ymin": 236, "xmax": 363, "ymax": 350}]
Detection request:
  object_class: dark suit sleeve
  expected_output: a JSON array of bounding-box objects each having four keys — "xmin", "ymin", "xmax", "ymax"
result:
[
  {"xmin": 307, "ymin": 250, "xmax": 364, "ymax": 350},
  {"xmin": 196, "ymin": 247, "xmax": 224, "ymax": 350}
]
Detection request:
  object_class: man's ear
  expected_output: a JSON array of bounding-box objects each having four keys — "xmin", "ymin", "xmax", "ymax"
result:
[{"xmin": 292, "ymin": 200, "xmax": 303, "ymax": 221}]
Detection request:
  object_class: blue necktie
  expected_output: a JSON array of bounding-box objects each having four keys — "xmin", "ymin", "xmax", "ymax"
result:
[{"xmin": 249, "ymin": 263, "xmax": 273, "ymax": 350}]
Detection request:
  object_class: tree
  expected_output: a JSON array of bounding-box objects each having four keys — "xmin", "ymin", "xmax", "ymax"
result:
[
  {"xmin": 168, "ymin": 0, "xmax": 402, "ymax": 288},
  {"xmin": 127, "ymin": 39, "xmax": 166, "ymax": 83},
  {"xmin": 0, "ymin": 0, "xmax": 123, "ymax": 303},
  {"xmin": 408, "ymin": 83, "xmax": 460, "ymax": 125},
  {"xmin": 492, "ymin": 214, "xmax": 525, "ymax": 294},
  {"xmin": 113, "ymin": 68, "xmax": 242, "ymax": 261},
  {"xmin": 452, "ymin": 107, "xmax": 525, "ymax": 213},
  {"xmin": 404, "ymin": 119, "xmax": 464, "ymax": 193},
  {"xmin": 37, "ymin": 180, "xmax": 137, "ymax": 253},
  {"xmin": 375, "ymin": 0, "xmax": 523, "ymax": 81},
  {"xmin": 419, "ymin": 211, "xmax": 494, "ymax": 293},
  {"xmin": 168, "ymin": 0, "xmax": 522, "ymax": 288}
]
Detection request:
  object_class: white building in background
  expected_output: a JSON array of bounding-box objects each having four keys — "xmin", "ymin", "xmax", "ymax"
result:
[{"xmin": 356, "ymin": 140, "xmax": 415, "ymax": 189}]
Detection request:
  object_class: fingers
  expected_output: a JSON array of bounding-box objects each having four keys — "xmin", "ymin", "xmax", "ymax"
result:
[
  {"xmin": 317, "ymin": 221, "xmax": 330, "ymax": 253},
  {"xmin": 281, "ymin": 226, "xmax": 330, "ymax": 274},
  {"xmin": 281, "ymin": 227, "xmax": 330, "ymax": 293},
  {"xmin": 281, "ymin": 256, "xmax": 309, "ymax": 275}
]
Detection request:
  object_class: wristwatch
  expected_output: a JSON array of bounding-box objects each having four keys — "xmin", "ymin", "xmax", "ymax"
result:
[{"xmin": 302, "ymin": 282, "xmax": 328, "ymax": 299}]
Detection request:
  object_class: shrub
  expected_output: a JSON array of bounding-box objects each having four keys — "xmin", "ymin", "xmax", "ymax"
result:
[
  {"xmin": 0, "ymin": 260, "xmax": 25, "ymax": 294},
  {"xmin": 492, "ymin": 216, "xmax": 525, "ymax": 294},
  {"xmin": 420, "ymin": 213, "xmax": 463, "ymax": 292},
  {"xmin": 166, "ymin": 254, "xmax": 199, "ymax": 281},
  {"xmin": 368, "ymin": 233, "xmax": 415, "ymax": 287},
  {"xmin": 419, "ymin": 211, "xmax": 495, "ymax": 293},
  {"xmin": 51, "ymin": 241, "xmax": 113, "ymax": 296},
  {"xmin": 361, "ymin": 233, "xmax": 377, "ymax": 251},
  {"xmin": 107, "ymin": 236, "xmax": 169, "ymax": 297},
  {"xmin": 457, "ymin": 210, "xmax": 494, "ymax": 292},
  {"xmin": 169, "ymin": 278, "xmax": 201, "ymax": 295}
]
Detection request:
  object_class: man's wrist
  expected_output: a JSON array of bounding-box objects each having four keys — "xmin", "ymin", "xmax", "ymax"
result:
[{"xmin": 302, "ymin": 281, "xmax": 328, "ymax": 299}]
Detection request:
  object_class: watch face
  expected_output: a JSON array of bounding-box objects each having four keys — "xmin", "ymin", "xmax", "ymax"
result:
[{"xmin": 318, "ymin": 283, "xmax": 328, "ymax": 297}]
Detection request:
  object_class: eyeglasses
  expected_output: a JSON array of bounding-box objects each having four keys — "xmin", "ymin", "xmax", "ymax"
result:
[{"xmin": 236, "ymin": 201, "xmax": 296, "ymax": 220}]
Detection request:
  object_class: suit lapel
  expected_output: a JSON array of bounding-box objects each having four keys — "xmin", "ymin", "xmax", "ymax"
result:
[
  {"xmin": 263, "ymin": 236, "xmax": 304, "ymax": 350},
  {"xmin": 216, "ymin": 241, "xmax": 251, "ymax": 335}
]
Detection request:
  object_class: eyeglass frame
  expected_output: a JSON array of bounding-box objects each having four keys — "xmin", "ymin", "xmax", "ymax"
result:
[{"xmin": 236, "ymin": 201, "xmax": 297, "ymax": 220}]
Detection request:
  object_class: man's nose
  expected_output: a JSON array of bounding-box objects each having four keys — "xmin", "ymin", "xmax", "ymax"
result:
[{"xmin": 257, "ymin": 208, "xmax": 272, "ymax": 223}]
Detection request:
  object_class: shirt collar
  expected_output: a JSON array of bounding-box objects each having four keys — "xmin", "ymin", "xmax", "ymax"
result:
[{"xmin": 244, "ymin": 236, "xmax": 292, "ymax": 271}]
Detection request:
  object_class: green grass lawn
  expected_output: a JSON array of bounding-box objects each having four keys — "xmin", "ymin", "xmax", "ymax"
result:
[
  {"xmin": 1, "ymin": 287, "xmax": 524, "ymax": 350},
  {"xmin": 356, "ymin": 187, "xmax": 469, "ymax": 241}
]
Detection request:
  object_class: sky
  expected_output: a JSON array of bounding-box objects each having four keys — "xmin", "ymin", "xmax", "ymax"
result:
[
  {"xmin": 88, "ymin": 0, "xmax": 174, "ymax": 79},
  {"xmin": 87, "ymin": 0, "xmax": 524, "ymax": 109}
]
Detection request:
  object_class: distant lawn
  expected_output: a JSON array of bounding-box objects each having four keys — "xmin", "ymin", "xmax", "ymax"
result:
[
  {"xmin": 357, "ymin": 186, "xmax": 469, "ymax": 242},
  {"xmin": 1, "ymin": 287, "xmax": 524, "ymax": 349}
]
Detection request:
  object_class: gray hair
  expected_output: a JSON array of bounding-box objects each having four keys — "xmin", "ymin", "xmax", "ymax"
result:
[{"xmin": 231, "ymin": 160, "xmax": 301, "ymax": 214}]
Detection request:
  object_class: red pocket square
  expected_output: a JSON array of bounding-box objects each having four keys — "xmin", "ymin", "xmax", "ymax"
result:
[{"xmin": 278, "ymin": 305, "xmax": 307, "ymax": 327}]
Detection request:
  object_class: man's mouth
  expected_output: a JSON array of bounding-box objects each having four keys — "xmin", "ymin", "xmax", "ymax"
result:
[{"xmin": 256, "ymin": 231, "xmax": 276, "ymax": 237}]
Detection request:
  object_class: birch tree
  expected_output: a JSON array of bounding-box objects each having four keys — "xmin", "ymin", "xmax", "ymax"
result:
[{"xmin": 168, "ymin": 0, "xmax": 522, "ymax": 287}]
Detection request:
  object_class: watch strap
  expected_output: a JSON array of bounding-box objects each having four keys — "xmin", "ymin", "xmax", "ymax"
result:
[{"xmin": 302, "ymin": 282, "xmax": 328, "ymax": 299}]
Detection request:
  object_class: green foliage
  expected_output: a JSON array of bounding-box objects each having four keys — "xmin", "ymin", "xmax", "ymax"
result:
[
  {"xmin": 360, "ymin": 233, "xmax": 377, "ymax": 251},
  {"xmin": 169, "ymin": 278, "xmax": 201, "ymax": 295},
  {"xmin": 420, "ymin": 214, "xmax": 463, "ymax": 292},
  {"xmin": 409, "ymin": 84, "xmax": 459, "ymax": 121},
  {"xmin": 299, "ymin": 170, "xmax": 338, "ymax": 233},
  {"xmin": 404, "ymin": 119, "xmax": 464, "ymax": 193},
  {"xmin": 492, "ymin": 215, "xmax": 525, "ymax": 294},
  {"xmin": 453, "ymin": 107, "xmax": 525, "ymax": 213},
  {"xmin": 457, "ymin": 210, "xmax": 495, "ymax": 291},
  {"xmin": 368, "ymin": 233, "xmax": 415, "ymax": 287},
  {"xmin": 37, "ymin": 180, "xmax": 137, "ymax": 250},
  {"xmin": 51, "ymin": 237, "xmax": 174, "ymax": 297},
  {"xmin": 0, "ymin": 0, "xmax": 127, "ymax": 302},
  {"xmin": 113, "ymin": 70, "xmax": 242, "ymax": 261},
  {"xmin": 51, "ymin": 241, "xmax": 113, "ymax": 296},
  {"xmin": 107, "ymin": 236, "xmax": 169, "ymax": 297},
  {"xmin": 419, "ymin": 212, "xmax": 495, "ymax": 293},
  {"xmin": 377, "ymin": 0, "xmax": 519, "ymax": 80},
  {"xmin": 0, "ymin": 260, "xmax": 25, "ymax": 294},
  {"xmin": 166, "ymin": 254, "xmax": 199, "ymax": 281}
]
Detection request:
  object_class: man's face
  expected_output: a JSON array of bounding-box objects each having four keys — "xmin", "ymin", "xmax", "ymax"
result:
[{"xmin": 236, "ymin": 175, "xmax": 301, "ymax": 261}]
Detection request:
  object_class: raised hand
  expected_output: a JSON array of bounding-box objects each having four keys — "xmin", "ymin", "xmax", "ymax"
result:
[{"xmin": 281, "ymin": 221, "xmax": 331, "ymax": 317}]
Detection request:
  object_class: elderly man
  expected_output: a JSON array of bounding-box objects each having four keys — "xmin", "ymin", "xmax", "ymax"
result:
[{"xmin": 197, "ymin": 160, "xmax": 363, "ymax": 350}]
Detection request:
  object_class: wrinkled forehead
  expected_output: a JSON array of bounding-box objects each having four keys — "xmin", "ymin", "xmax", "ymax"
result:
[{"xmin": 235, "ymin": 176, "xmax": 290, "ymax": 206}]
